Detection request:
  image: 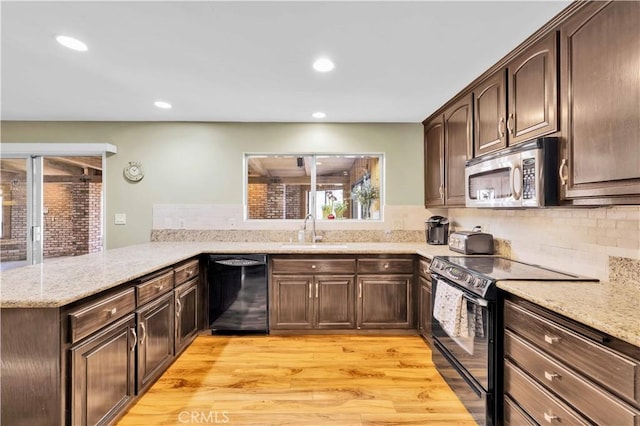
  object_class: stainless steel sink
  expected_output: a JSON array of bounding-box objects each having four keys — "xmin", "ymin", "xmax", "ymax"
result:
[{"xmin": 279, "ymin": 244, "xmax": 348, "ymax": 249}]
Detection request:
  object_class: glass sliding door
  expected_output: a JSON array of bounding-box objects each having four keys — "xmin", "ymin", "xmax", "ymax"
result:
[{"xmin": 0, "ymin": 157, "xmax": 31, "ymax": 270}]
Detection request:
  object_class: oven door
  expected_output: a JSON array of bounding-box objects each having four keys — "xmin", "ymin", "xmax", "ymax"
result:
[
  {"xmin": 465, "ymin": 150, "xmax": 523, "ymax": 208},
  {"xmin": 431, "ymin": 277, "xmax": 494, "ymax": 391}
]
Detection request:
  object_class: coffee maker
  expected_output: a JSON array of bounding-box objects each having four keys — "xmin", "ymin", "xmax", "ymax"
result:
[{"xmin": 425, "ymin": 216, "xmax": 449, "ymax": 245}]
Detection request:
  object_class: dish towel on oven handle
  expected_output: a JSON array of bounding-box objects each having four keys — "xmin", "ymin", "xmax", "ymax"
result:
[{"xmin": 433, "ymin": 279, "xmax": 469, "ymax": 338}]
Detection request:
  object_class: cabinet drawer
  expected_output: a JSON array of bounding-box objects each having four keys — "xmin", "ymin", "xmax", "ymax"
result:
[
  {"xmin": 271, "ymin": 258, "xmax": 356, "ymax": 274},
  {"xmin": 505, "ymin": 300, "xmax": 640, "ymax": 404},
  {"xmin": 504, "ymin": 359, "xmax": 590, "ymax": 426},
  {"xmin": 136, "ymin": 269, "xmax": 174, "ymax": 306},
  {"xmin": 506, "ymin": 330, "xmax": 640, "ymax": 425},
  {"xmin": 174, "ymin": 259, "xmax": 199, "ymax": 286},
  {"xmin": 504, "ymin": 395, "xmax": 536, "ymax": 426},
  {"xmin": 357, "ymin": 258, "xmax": 414, "ymax": 274},
  {"xmin": 69, "ymin": 288, "xmax": 135, "ymax": 344},
  {"xmin": 418, "ymin": 257, "xmax": 432, "ymax": 280}
]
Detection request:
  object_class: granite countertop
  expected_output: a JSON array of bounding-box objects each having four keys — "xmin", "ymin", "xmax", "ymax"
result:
[
  {"xmin": 0, "ymin": 242, "xmax": 451, "ymax": 309},
  {"xmin": 497, "ymin": 280, "xmax": 640, "ymax": 347},
  {"xmin": 2, "ymin": 241, "xmax": 637, "ymax": 348}
]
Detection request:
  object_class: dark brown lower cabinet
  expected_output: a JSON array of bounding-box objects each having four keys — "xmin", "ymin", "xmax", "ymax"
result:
[
  {"xmin": 70, "ymin": 314, "xmax": 136, "ymax": 426},
  {"xmin": 175, "ymin": 277, "xmax": 199, "ymax": 355},
  {"xmin": 136, "ymin": 291, "xmax": 175, "ymax": 393},
  {"xmin": 357, "ymin": 274, "xmax": 412, "ymax": 329},
  {"xmin": 503, "ymin": 297, "xmax": 640, "ymax": 425},
  {"xmin": 270, "ymin": 274, "xmax": 355, "ymax": 329}
]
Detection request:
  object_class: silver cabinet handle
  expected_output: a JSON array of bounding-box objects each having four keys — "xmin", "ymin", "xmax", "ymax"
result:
[
  {"xmin": 186, "ymin": 269, "xmax": 194, "ymax": 277},
  {"xmin": 176, "ymin": 299, "xmax": 182, "ymax": 317},
  {"xmin": 544, "ymin": 371, "xmax": 560, "ymax": 381},
  {"xmin": 498, "ymin": 117, "xmax": 506, "ymax": 137},
  {"xmin": 104, "ymin": 307, "xmax": 117, "ymax": 317},
  {"xmin": 544, "ymin": 334, "xmax": 560, "ymax": 344},
  {"xmin": 311, "ymin": 264, "xmax": 316, "ymax": 269},
  {"xmin": 507, "ymin": 113, "xmax": 515, "ymax": 135},
  {"xmin": 309, "ymin": 282, "xmax": 312, "ymax": 299},
  {"xmin": 383, "ymin": 263, "xmax": 389, "ymax": 269},
  {"xmin": 139, "ymin": 322, "xmax": 147, "ymax": 345},
  {"xmin": 543, "ymin": 412, "xmax": 559, "ymax": 423},
  {"xmin": 130, "ymin": 327, "xmax": 137, "ymax": 352},
  {"xmin": 315, "ymin": 282, "xmax": 318, "ymax": 299},
  {"xmin": 438, "ymin": 184, "xmax": 444, "ymax": 200},
  {"xmin": 358, "ymin": 282, "xmax": 362, "ymax": 299},
  {"xmin": 559, "ymin": 159, "xmax": 568, "ymax": 186},
  {"xmin": 155, "ymin": 284, "xmax": 164, "ymax": 291}
]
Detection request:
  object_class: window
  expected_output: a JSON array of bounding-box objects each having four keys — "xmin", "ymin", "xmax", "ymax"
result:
[{"xmin": 246, "ymin": 154, "xmax": 383, "ymax": 220}]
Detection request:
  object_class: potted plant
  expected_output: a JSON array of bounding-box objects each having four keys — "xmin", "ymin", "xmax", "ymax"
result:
[
  {"xmin": 333, "ymin": 200, "xmax": 348, "ymax": 219},
  {"xmin": 321, "ymin": 204, "xmax": 333, "ymax": 219},
  {"xmin": 351, "ymin": 180, "xmax": 379, "ymax": 219}
]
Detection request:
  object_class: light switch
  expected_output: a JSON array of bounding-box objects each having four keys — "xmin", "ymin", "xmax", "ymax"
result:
[{"xmin": 114, "ymin": 213, "xmax": 127, "ymax": 225}]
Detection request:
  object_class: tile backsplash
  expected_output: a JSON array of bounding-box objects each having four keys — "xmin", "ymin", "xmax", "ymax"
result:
[{"xmin": 153, "ymin": 204, "xmax": 639, "ymax": 282}]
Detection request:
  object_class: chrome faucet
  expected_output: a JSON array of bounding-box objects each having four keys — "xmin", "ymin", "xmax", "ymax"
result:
[{"xmin": 303, "ymin": 213, "xmax": 318, "ymax": 243}]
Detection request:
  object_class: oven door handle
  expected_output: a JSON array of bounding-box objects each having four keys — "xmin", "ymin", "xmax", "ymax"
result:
[{"xmin": 461, "ymin": 293, "xmax": 489, "ymax": 307}]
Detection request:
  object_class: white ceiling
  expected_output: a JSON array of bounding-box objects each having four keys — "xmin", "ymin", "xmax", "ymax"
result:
[{"xmin": 1, "ymin": 1, "xmax": 571, "ymax": 123}]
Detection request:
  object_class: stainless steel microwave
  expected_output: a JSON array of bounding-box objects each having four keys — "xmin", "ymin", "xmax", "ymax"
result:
[{"xmin": 465, "ymin": 137, "xmax": 559, "ymax": 208}]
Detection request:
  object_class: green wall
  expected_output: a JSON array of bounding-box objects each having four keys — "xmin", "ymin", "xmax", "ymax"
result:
[{"xmin": 1, "ymin": 121, "xmax": 423, "ymax": 248}]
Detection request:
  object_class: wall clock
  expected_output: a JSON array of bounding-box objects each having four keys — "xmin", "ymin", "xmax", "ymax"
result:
[{"xmin": 123, "ymin": 161, "xmax": 144, "ymax": 182}]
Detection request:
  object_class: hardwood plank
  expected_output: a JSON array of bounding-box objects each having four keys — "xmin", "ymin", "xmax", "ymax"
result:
[{"xmin": 117, "ymin": 335, "xmax": 475, "ymax": 425}]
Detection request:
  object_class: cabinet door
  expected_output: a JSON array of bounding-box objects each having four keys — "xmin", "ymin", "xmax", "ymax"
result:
[
  {"xmin": 357, "ymin": 275, "xmax": 412, "ymax": 329},
  {"xmin": 560, "ymin": 1, "xmax": 640, "ymax": 201},
  {"xmin": 474, "ymin": 71, "xmax": 507, "ymax": 156},
  {"xmin": 137, "ymin": 292, "xmax": 174, "ymax": 393},
  {"xmin": 315, "ymin": 275, "xmax": 355, "ymax": 329},
  {"xmin": 175, "ymin": 278, "xmax": 198, "ymax": 355},
  {"xmin": 270, "ymin": 275, "xmax": 314, "ymax": 329},
  {"xmin": 424, "ymin": 117, "xmax": 445, "ymax": 207},
  {"xmin": 444, "ymin": 94, "xmax": 472, "ymax": 206},
  {"xmin": 418, "ymin": 276, "xmax": 432, "ymax": 345},
  {"xmin": 507, "ymin": 32, "xmax": 558, "ymax": 145},
  {"xmin": 71, "ymin": 314, "xmax": 136, "ymax": 426}
]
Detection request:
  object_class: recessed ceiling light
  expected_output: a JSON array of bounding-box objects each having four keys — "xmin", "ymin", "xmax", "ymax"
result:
[
  {"xmin": 313, "ymin": 58, "xmax": 335, "ymax": 73},
  {"xmin": 312, "ymin": 112, "xmax": 326, "ymax": 119},
  {"xmin": 55, "ymin": 35, "xmax": 88, "ymax": 52},
  {"xmin": 154, "ymin": 101, "xmax": 172, "ymax": 109}
]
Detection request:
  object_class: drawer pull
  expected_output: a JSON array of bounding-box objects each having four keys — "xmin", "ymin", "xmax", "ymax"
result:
[
  {"xmin": 383, "ymin": 263, "xmax": 389, "ymax": 269},
  {"xmin": 543, "ymin": 412, "xmax": 559, "ymax": 423},
  {"xmin": 104, "ymin": 307, "xmax": 117, "ymax": 317},
  {"xmin": 544, "ymin": 371, "xmax": 560, "ymax": 382},
  {"xmin": 154, "ymin": 284, "xmax": 165, "ymax": 291},
  {"xmin": 311, "ymin": 264, "xmax": 316, "ymax": 269},
  {"xmin": 544, "ymin": 334, "xmax": 560, "ymax": 344},
  {"xmin": 186, "ymin": 270, "xmax": 194, "ymax": 277}
]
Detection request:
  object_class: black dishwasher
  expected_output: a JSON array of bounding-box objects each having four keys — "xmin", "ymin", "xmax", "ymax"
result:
[{"xmin": 208, "ymin": 254, "xmax": 268, "ymax": 334}]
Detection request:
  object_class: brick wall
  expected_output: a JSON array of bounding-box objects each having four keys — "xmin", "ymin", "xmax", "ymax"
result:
[
  {"xmin": 285, "ymin": 185, "xmax": 303, "ymax": 219},
  {"xmin": 247, "ymin": 183, "xmax": 267, "ymax": 219},
  {"xmin": 43, "ymin": 182, "xmax": 103, "ymax": 258}
]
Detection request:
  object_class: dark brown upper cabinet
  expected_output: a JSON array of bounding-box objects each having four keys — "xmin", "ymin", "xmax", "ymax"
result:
[
  {"xmin": 507, "ymin": 32, "xmax": 558, "ymax": 146},
  {"xmin": 474, "ymin": 32, "xmax": 558, "ymax": 157},
  {"xmin": 473, "ymin": 71, "xmax": 507, "ymax": 156},
  {"xmin": 444, "ymin": 94, "xmax": 473, "ymax": 206},
  {"xmin": 559, "ymin": 0, "xmax": 640, "ymax": 203},
  {"xmin": 424, "ymin": 117, "xmax": 445, "ymax": 207}
]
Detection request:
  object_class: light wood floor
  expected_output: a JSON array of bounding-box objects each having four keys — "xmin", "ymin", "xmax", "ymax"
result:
[{"xmin": 117, "ymin": 335, "xmax": 475, "ymax": 425}]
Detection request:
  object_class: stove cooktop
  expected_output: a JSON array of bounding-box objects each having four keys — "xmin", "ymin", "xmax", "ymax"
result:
[{"xmin": 430, "ymin": 256, "xmax": 598, "ymax": 298}]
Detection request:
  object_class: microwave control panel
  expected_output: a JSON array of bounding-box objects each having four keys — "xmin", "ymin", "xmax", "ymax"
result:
[{"xmin": 522, "ymin": 158, "xmax": 536, "ymax": 200}]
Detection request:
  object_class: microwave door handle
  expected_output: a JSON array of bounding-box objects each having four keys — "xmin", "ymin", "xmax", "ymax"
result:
[
  {"xmin": 462, "ymin": 293, "xmax": 489, "ymax": 307},
  {"xmin": 511, "ymin": 163, "xmax": 522, "ymax": 201}
]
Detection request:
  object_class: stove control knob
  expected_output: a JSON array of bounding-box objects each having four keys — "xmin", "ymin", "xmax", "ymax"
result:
[{"xmin": 473, "ymin": 278, "xmax": 481, "ymax": 288}]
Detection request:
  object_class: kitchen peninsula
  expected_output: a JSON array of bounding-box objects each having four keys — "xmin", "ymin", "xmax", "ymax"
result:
[{"xmin": 1, "ymin": 242, "xmax": 639, "ymax": 425}]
